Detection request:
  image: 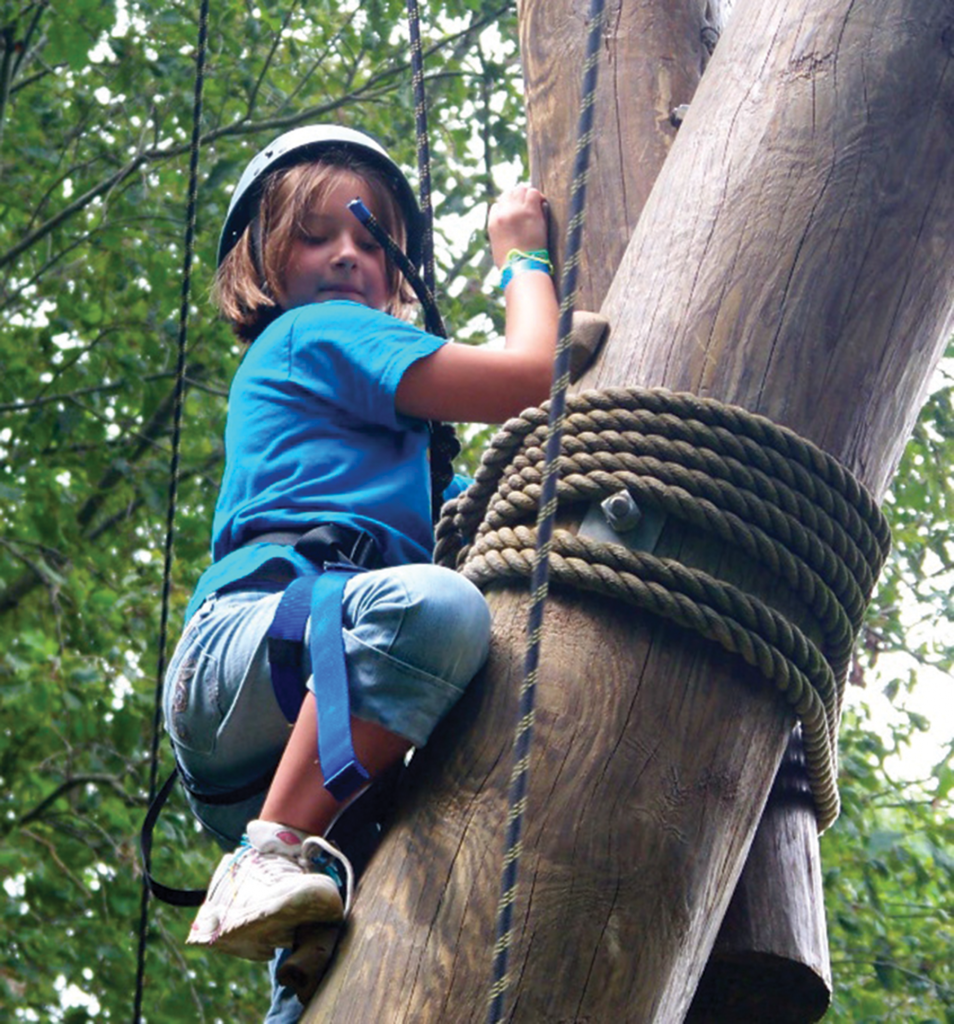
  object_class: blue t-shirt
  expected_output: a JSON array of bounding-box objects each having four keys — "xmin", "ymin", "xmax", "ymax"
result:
[{"xmin": 185, "ymin": 301, "xmax": 445, "ymax": 620}]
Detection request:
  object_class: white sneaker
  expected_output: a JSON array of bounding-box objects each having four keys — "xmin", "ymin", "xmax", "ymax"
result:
[
  {"xmin": 187, "ymin": 821, "xmax": 350, "ymax": 961},
  {"xmin": 301, "ymin": 835, "xmax": 354, "ymax": 917}
]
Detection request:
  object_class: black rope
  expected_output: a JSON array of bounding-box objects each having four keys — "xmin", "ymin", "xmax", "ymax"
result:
[
  {"xmin": 406, "ymin": 0, "xmax": 436, "ymax": 296},
  {"xmin": 347, "ymin": 198, "xmax": 460, "ymax": 521},
  {"xmin": 132, "ymin": 1, "xmax": 209, "ymax": 1019},
  {"xmin": 351, "ymin": 1, "xmax": 461, "ymax": 523},
  {"xmin": 348, "ymin": 198, "xmax": 446, "ymax": 337},
  {"xmin": 487, "ymin": 0, "xmax": 605, "ymax": 1019}
]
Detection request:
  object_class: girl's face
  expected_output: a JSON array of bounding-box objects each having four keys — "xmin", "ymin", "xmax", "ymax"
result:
[{"xmin": 278, "ymin": 172, "xmax": 390, "ymax": 313}]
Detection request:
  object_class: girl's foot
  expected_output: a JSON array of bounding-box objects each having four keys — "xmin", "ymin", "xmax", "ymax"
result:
[{"xmin": 187, "ymin": 820, "xmax": 353, "ymax": 961}]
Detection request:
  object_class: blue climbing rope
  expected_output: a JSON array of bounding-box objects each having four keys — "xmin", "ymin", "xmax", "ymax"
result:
[{"xmin": 487, "ymin": 0, "xmax": 606, "ymax": 1020}]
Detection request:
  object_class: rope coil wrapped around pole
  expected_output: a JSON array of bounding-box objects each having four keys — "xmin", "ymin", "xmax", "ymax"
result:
[{"xmin": 436, "ymin": 385, "xmax": 890, "ymax": 833}]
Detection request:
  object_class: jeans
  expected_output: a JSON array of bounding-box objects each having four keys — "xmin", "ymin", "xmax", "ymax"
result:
[
  {"xmin": 264, "ymin": 951, "xmax": 304, "ymax": 1024},
  {"xmin": 162, "ymin": 562, "xmax": 492, "ymax": 1021}
]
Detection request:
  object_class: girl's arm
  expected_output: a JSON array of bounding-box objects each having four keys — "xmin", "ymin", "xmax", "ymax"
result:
[{"xmin": 395, "ymin": 184, "xmax": 559, "ymax": 424}]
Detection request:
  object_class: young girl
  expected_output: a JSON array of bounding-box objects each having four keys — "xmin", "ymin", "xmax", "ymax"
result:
[{"xmin": 162, "ymin": 124, "xmax": 557, "ymax": 1016}]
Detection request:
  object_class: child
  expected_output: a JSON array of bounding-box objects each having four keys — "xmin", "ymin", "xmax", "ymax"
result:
[{"xmin": 162, "ymin": 124, "xmax": 557, "ymax": 1018}]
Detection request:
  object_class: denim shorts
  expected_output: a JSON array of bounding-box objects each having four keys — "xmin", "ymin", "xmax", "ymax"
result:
[{"xmin": 162, "ymin": 562, "xmax": 491, "ymax": 846}]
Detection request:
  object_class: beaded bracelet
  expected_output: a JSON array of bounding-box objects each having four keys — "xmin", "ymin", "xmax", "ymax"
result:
[{"xmin": 499, "ymin": 248, "xmax": 553, "ymax": 290}]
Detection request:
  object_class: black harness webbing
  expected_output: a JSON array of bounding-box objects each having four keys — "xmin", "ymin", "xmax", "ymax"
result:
[{"xmin": 139, "ymin": 767, "xmax": 276, "ymax": 907}]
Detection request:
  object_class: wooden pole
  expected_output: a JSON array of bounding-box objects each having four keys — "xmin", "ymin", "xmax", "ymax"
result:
[
  {"xmin": 302, "ymin": 1, "xmax": 954, "ymax": 1020},
  {"xmin": 521, "ymin": 0, "xmax": 731, "ymax": 313},
  {"xmin": 585, "ymin": 0, "xmax": 954, "ymax": 495},
  {"xmin": 524, "ymin": 2, "xmax": 830, "ymax": 1016},
  {"xmin": 685, "ymin": 732, "xmax": 831, "ymax": 1023},
  {"xmin": 582, "ymin": 0, "xmax": 954, "ymax": 1011}
]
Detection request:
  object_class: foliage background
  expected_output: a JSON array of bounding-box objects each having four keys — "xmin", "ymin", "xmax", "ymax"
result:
[{"xmin": 0, "ymin": 1, "xmax": 950, "ymax": 1021}]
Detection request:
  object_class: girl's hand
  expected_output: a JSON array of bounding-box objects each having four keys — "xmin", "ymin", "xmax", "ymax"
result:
[
  {"xmin": 395, "ymin": 185, "xmax": 558, "ymax": 425},
  {"xmin": 488, "ymin": 185, "xmax": 550, "ymax": 267}
]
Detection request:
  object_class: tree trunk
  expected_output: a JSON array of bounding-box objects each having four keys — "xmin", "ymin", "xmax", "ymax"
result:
[{"xmin": 302, "ymin": 1, "xmax": 954, "ymax": 1020}]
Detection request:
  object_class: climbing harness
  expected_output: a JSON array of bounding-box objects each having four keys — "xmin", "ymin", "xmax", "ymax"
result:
[
  {"xmin": 140, "ymin": 522, "xmax": 386, "ymax": 911},
  {"xmin": 270, "ymin": 569, "xmax": 371, "ymax": 797},
  {"xmin": 263, "ymin": 526, "xmax": 384, "ymax": 800}
]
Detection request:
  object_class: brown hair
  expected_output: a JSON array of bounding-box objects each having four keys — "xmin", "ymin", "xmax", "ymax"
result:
[{"xmin": 213, "ymin": 150, "xmax": 417, "ymax": 342}]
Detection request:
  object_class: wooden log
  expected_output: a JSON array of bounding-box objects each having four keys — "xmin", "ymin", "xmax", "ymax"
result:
[
  {"xmin": 581, "ymin": 0, "xmax": 954, "ymax": 1008},
  {"xmin": 303, "ymin": 588, "xmax": 794, "ymax": 1023},
  {"xmin": 587, "ymin": 0, "xmax": 954, "ymax": 494},
  {"xmin": 524, "ymin": 1, "xmax": 831, "ymax": 1016},
  {"xmin": 302, "ymin": 1, "xmax": 954, "ymax": 1020},
  {"xmin": 520, "ymin": 0, "xmax": 730, "ymax": 312},
  {"xmin": 685, "ymin": 733, "xmax": 831, "ymax": 1023}
]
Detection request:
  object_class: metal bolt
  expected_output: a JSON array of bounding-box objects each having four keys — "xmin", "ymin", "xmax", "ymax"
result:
[
  {"xmin": 670, "ymin": 104, "xmax": 691, "ymax": 128},
  {"xmin": 601, "ymin": 490, "xmax": 642, "ymax": 533},
  {"xmin": 701, "ymin": 24, "xmax": 720, "ymax": 56}
]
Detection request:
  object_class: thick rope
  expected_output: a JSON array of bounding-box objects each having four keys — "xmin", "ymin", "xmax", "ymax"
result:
[
  {"xmin": 132, "ymin": 2, "xmax": 209, "ymax": 1021},
  {"xmin": 436, "ymin": 387, "xmax": 890, "ymax": 833},
  {"xmin": 487, "ymin": 0, "xmax": 605, "ymax": 1019}
]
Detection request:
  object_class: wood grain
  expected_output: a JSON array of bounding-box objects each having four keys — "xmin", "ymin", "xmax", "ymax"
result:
[
  {"xmin": 588, "ymin": 0, "xmax": 954, "ymax": 497},
  {"xmin": 520, "ymin": 0, "xmax": 725, "ymax": 312}
]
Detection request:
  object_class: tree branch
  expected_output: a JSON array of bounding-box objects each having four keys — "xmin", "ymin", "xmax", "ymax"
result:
[
  {"xmin": 11, "ymin": 0, "xmax": 49, "ymax": 83},
  {"xmin": 0, "ymin": 152, "xmax": 150, "ymax": 270},
  {"xmin": 84, "ymin": 495, "xmax": 145, "ymax": 544},
  {"xmin": 0, "ymin": 27, "xmax": 15, "ymax": 154},
  {"xmin": 245, "ymin": 1, "xmax": 299, "ymax": 120},
  {"xmin": 9, "ymin": 61, "xmax": 60, "ymax": 95},
  {"xmin": 20, "ymin": 827, "xmax": 89, "ymax": 892},
  {"xmin": 0, "ymin": 535, "xmax": 68, "ymax": 590},
  {"xmin": 18, "ymin": 772, "xmax": 139, "ymax": 828},
  {"xmin": 0, "ymin": 371, "xmax": 221, "ymax": 413},
  {"xmin": 275, "ymin": 7, "xmax": 361, "ymax": 116},
  {"xmin": 0, "ymin": 362, "xmax": 207, "ymax": 617},
  {"xmin": 0, "ymin": 380, "xmax": 124, "ymax": 412},
  {"xmin": 75, "ymin": 363, "xmax": 205, "ymax": 531}
]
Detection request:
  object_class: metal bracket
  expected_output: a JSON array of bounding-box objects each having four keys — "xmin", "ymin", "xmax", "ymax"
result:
[{"xmin": 578, "ymin": 489, "xmax": 666, "ymax": 554}]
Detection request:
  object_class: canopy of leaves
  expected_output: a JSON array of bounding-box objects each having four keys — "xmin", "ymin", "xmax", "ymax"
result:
[{"xmin": 0, "ymin": 1, "xmax": 950, "ymax": 1022}]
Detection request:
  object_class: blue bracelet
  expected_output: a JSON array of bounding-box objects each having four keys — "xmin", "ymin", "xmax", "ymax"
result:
[{"xmin": 499, "ymin": 256, "xmax": 552, "ymax": 290}]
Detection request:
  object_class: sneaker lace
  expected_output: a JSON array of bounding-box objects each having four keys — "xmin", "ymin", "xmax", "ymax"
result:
[{"xmin": 301, "ymin": 836, "xmax": 355, "ymax": 916}]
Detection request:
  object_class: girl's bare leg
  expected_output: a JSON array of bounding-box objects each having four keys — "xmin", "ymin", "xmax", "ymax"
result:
[{"xmin": 260, "ymin": 692, "xmax": 410, "ymax": 837}]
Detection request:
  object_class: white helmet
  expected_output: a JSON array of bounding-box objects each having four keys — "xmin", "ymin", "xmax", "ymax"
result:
[{"xmin": 217, "ymin": 124, "xmax": 425, "ymax": 268}]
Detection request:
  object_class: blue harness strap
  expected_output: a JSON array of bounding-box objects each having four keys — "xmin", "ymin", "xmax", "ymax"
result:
[
  {"xmin": 267, "ymin": 563, "xmax": 370, "ymax": 803},
  {"xmin": 267, "ymin": 575, "xmax": 315, "ymax": 722}
]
